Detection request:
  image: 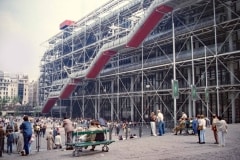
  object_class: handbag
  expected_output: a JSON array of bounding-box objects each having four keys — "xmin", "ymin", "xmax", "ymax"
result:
[{"xmin": 198, "ymin": 125, "xmax": 203, "ymax": 130}]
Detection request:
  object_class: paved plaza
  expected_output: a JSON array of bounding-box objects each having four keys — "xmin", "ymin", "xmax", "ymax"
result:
[{"xmin": 1, "ymin": 123, "xmax": 240, "ymax": 160}]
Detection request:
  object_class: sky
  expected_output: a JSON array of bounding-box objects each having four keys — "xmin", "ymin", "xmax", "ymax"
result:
[{"xmin": 0, "ymin": 0, "xmax": 109, "ymax": 81}]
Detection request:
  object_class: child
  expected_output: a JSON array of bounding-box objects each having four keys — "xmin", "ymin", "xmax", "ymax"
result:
[
  {"xmin": 29, "ymin": 134, "xmax": 35, "ymax": 154},
  {"xmin": 6, "ymin": 131, "xmax": 14, "ymax": 155}
]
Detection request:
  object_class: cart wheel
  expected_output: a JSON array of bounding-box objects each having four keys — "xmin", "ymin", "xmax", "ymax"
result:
[
  {"xmin": 72, "ymin": 150, "xmax": 76, "ymax": 156},
  {"xmin": 76, "ymin": 151, "xmax": 81, "ymax": 157},
  {"xmin": 102, "ymin": 145, "xmax": 109, "ymax": 152},
  {"xmin": 105, "ymin": 146, "xmax": 109, "ymax": 152}
]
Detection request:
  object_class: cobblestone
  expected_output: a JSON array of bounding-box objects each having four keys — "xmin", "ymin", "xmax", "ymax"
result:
[{"xmin": 1, "ymin": 123, "xmax": 240, "ymax": 160}]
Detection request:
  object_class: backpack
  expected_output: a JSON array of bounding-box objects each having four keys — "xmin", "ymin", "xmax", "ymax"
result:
[{"xmin": 8, "ymin": 133, "xmax": 14, "ymax": 143}]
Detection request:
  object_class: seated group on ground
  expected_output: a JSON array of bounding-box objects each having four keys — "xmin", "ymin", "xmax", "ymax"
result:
[{"xmin": 74, "ymin": 120, "xmax": 105, "ymax": 151}]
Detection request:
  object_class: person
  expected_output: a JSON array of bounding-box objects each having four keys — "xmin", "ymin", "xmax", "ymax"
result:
[
  {"xmin": 20, "ymin": 115, "xmax": 33, "ymax": 156},
  {"xmin": 6, "ymin": 131, "xmax": 14, "ymax": 154},
  {"xmin": 94, "ymin": 121, "xmax": 105, "ymax": 142},
  {"xmin": 54, "ymin": 132, "xmax": 62, "ymax": 149},
  {"xmin": 46, "ymin": 131, "xmax": 54, "ymax": 150},
  {"xmin": 122, "ymin": 121, "xmax": 130, "ymax": 139},
  {"xmin": 211, "ymin": 114, "xmax": 219, "ymax": 144},
  {"xmin": 184, "ymin": 118, "xmax": 191, "ymax": 135},
  {"xmin": 62, "ymin": 117, "xmax": 74, "ymax": 148},
  {"xmin": 192, "ymin": 116, "xmax": 198, "ymax": 135},
  {"xmin": 42, "ymin": 123, "xmax": 47, "ymax": 138},
  {"xmin": 16, "ymin": 130, "xmax": 24, "ymax": 154},
  {"xmin": 14, "ymin": 123, "xmax": 18, "ymax": 132},
  {"xmin": 181, "ymin": 112, "xmax": 187, "ymax": 120},
  {"xmin": 89, "ymin": 120, "xmax": 104, "ymax": 151},
  {"xmin": 6, "ymin": 123, "xmax": 13, "ymax": 135},
  {"xmin": 0, "ymin": 125, "xmax": 5, "ymax": 157},
  {"xmin": 115, "ymin": 122, "xmax": 120, "ymax": 136},
  {"xmin": 79, "ymin": 120, "xmax": 103, "ymax": 151},
  {"xmin": 150, "ymin": 112, "xmax": 157, "ymax": 136},
  {"xmin": 196, "ymin": 114, "xmax": 201, "ymax": 143},
  {"xmin": 81, "ymin": 121, "xmax": 101, "ymax": 143},
  {"xmin": 198, "ymin": 114, "xmax": 206, "ymax": 144},
  {"xmin": 53, "ymin": 127, "xmax": 58, "ymax": 141},
  {"xmin": 173, "ymin": 118, "xmax": 185, "ymax": 135},
  {"xmin": 29, "ymin": 134, "xmax": 35, "ymax": 154},
  {"xmin": 157, "ymin": 110, "xmax": 165, "ymax": 136},
  {"xmin": 216, "ymin": 116, "xmax": 228, "ymax": 147}
]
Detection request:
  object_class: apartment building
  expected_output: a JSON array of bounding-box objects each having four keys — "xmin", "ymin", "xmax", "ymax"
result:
[{"xmin": 0, "ymin": 70, "xmax": 29, "ymax": 106}]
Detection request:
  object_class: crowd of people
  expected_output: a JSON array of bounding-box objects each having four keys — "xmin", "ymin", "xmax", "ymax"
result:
[
  {"xmin": 170, "ymin": 112, "xmax": 228, "ymax": 147},
  {"xmin": 0, "ymin": 111, "xmax": 229, "ymax": 157}
]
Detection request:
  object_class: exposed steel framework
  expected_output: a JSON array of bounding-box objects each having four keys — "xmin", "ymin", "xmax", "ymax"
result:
[{"xmin": 39, "ymin": 0, "xmax": 240, "ymax": 125}]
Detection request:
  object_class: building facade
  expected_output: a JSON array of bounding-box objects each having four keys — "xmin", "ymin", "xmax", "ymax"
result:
[
  {"xmin": 0, "ymin": 71, "xmax": 29, "ymax": 107},
  {"xmin": 28, "ymin": 80, "xmax": 38, "ymax": 107},
  {"xmin": 39, "ymin": 0, "xmax": 240, "ymax": 125}
]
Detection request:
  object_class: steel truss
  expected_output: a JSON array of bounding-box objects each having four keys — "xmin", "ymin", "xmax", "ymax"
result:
[{"xmin": 39, "ymin": 0, "xmax": 240, "ymax": 125}]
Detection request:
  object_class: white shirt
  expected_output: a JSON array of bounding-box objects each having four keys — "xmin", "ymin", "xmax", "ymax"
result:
[
  {"xmin": 198, "ymin": 118, "xmax": 206, "ymax": 130},
  {"xmin": 54, "ymin": 135, "xmax": 62, "ymax": 145},
  {"xmin": 181, "ymin": 113, "xmax": 187, "ymax": 119},
  {"xmin": 157, "ymin": 112, "xmax": 164, "ymax": 122}
]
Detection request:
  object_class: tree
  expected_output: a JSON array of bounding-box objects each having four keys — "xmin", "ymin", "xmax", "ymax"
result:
[
  {"xmin": 0, "ymin": 96, "xmax": 10, "ymax": 110},
  {"xmin": 11, "ymin": 96, "xmax": 20, "ymax": 105}
]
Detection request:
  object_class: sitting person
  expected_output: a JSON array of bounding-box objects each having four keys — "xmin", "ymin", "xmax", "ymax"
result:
[
  {"xmin": 54, "ymin": 133, "xmax": 62, "ymax": 149},
  {"xmin": 79, "ymin": 120, "xmax": 103, "ymax": 151},
  {"xmin": 75, "ymin": 126, "xmax": 84, "ymax": 142},
  {"xmin": 94, "ymin": 121, "xmax": 105, "ymax": 142},
  {"xmin": 173, "ymin": 118, "xmax": 186, "ymax": 135}
]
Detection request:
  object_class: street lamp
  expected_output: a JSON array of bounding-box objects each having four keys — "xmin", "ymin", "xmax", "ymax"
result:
[{"xmin": 146, "ymin": 84, "xmax": 150, "ymax": 89}]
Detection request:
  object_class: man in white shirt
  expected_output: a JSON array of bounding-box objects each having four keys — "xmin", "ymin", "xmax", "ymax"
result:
[
  {"xmin": 54, "ymin": 133, "xmax": 62, "ymax": 149},
  {"xmin": 157, "ymin": 110, "xmax": 165, "ymax": 136}
]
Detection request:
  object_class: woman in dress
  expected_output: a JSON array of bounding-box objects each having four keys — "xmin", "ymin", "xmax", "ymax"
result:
[
  {"xmin": 16, "ymin": 130, "xmax": 24, "ymax": 154},
  {"xmin": 216, "ymin": 116, "xmax": 228, "ymax": 147},
  {"xmin": 46, "ymin": 131, "xmax": 54, "ymax": 150}
]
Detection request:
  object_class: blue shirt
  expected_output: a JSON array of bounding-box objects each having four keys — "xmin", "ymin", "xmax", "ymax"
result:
[{"xmin": 20, "ymin": 121, "xmax": 33, "ymax": 136}]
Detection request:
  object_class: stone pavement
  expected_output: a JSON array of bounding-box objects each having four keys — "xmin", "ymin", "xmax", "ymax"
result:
[{"xmin": 1, "ymin": 123, "xmax": 240, "ymax": 160}]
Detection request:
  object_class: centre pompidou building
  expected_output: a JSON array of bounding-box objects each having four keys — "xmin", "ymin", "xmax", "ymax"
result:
[{"xmin": 39, "ymin": 0, "xmax": 240, "ymax": 126}]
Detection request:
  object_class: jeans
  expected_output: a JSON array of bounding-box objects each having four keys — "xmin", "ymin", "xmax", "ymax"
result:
[
  {"xmin": 7, "ymin": 142, "xmax": 12, "ymax": 153},
  {"xmin": 218, "ymin": 131, "xmax": 226, "ymax": 146},
  {"xmin": 200, "ymin": 129, "xmax": 206, "ymax": 143},
  {"xmin": 23, "ymin": 135, "xmax": 31, "ymax": 155},
  {"xmin": 158, "ymin": 121, "xmax": 165, "ymax": 136}
]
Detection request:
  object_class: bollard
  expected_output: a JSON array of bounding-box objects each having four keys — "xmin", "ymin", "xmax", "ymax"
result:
[
  {"xmin": 35, "ymin": 126, "xmax": 40, "ymax": 152},
  {"xmin": 125, "ymin": 124, "xmax": 128, "ymax": 140},
  {"xmin": 109, "ymin": 127, "xmax": 112, "ymax": 140},
  {"xmin": 37, "ymin": 131, "xmax": 40, "ymax": 152},
  {"xmin": 139, "ymin": 125, "xmax": 142, "ymax": 138}
]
